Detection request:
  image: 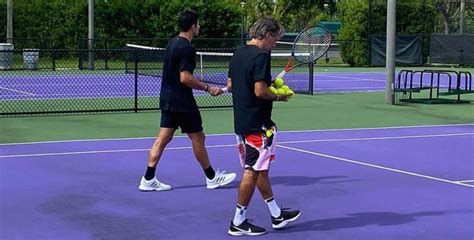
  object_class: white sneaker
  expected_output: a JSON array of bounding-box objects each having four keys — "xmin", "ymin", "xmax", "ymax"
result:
[
  {"xmin": 206, "ymin": 170, "xmax": 237, "ymax": 189},
  {"xmin": 138, "ymin": 176, "xmax": 172, "ymax": 191}
]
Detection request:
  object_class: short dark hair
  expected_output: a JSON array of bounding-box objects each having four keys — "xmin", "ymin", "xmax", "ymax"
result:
[{"xmin": 178, "ymin": 9, "xmax": 199, "ymax": 32}]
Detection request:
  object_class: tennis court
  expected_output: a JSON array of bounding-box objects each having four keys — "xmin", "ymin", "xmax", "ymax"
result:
[
  {"xmin": 1, "ymin": 71, "xmax": 388, "ymax": 101},
  {"xmin": 4, "ymin": 69, "xmax": 471, "ymax": 101},
  {"xmin": 1, "ymin": 124, "xmax": 473, "ymax": 239},
  {"xmin": 2, "ymin": 1, "xmax": 474, "ymax": 239}
]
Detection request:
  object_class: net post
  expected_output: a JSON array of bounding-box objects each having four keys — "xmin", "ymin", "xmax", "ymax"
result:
[
  {"xmin": 308, "ymin": 62, "xmax": 314, "ymax": 95},
  {"xmin": 105, "ymin": 40, "xmax": 109, "ymax": 70},
  {"xmin": 200, "ymin": 53, "xmax": 204, "ymax": 80},
  {"xmin": 134, "ymin": 49, "xmax": 138, "ymax": 113},
  {"xmin": 78, "ymin": 38, "xmax": 83, "ymax": 70},
  {"xmin": 52, "ymin": 40, "xmax": 56, "ymax": 71}
]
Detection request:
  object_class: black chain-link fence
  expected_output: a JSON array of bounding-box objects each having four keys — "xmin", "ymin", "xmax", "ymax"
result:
[{"xmin": 1, "ymin": 39, "xmax": 314, "ymax": 116}]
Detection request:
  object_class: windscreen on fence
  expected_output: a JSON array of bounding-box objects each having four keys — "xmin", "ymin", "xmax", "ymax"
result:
[
  {"xmin": 370, "ymin": 35, "xmax": 423, "ymax": 66},
  {"xmin": 430, "ymin": 34, "xmax": 474, "ymax": 65}
]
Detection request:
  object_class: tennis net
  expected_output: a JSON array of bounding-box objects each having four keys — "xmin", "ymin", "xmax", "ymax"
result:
[{"xmin": 125, "ymin": 43, "xmax": 313, "ymax": 93}]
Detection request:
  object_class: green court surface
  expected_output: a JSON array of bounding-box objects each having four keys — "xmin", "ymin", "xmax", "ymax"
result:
[{"xmin": 1, "ymin": 91, "xmax": 473, "ymax": 144}]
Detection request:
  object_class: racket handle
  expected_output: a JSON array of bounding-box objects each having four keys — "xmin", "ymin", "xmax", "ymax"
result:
[{"xmin": 276, "ymin": 70, "xmax": 287, "ymax": 79}]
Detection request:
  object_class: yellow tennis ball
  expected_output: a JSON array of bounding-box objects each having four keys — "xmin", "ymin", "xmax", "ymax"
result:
[
  {"xmin": 277, "ymin": 88, "xmax": 285, "ymax": 95},
  {"xmin": 268, "ymin": 86, "xmax": 277, "ymax": 94},
  {"xmin": 281, "ymin": 85, "xmax": 290, "ymax": 91},
  {"xmin": 265, "ymin": 129, "xmax": 273, "ymax": 138},
  {"xmin": 286, "ymin": 89, "xmax": 295, "ymax": 97},
  {"xmin": 274, "ymin": 78, "xmax": 284, "ymax": 88}
]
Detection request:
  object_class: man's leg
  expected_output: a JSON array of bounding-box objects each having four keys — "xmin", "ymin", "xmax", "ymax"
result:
[
  {"xmin": 187, "ymin": 131, "xmax": 236, "ymax": 189},
  {"xmin": 256, "ymin": 170, "xmax": 273, "ymax": 199},
  {"xmin": 147, "ymin": 127, "xmax": 176, "ymax": 168},
  {"xmin": 254, "ymin": 126, "xmax": 301, "ymax": 229},
  {"xmin": 255, "ymin": 166, "xmax": 301, "ymax": 229},
  {"xmin": 238, "ymin": 169, "xmax": 259, "ymax": 206},
  {"xmin": 187, "ymin": 131, "xmax": 211, "ymax": 169},
  {"xmin": 138, "ymin": 127, "xmax": 175, "ymax": 191},
  {"xmin": 228, "ymin": 169, "xmax": 266, "ymax": 236}
]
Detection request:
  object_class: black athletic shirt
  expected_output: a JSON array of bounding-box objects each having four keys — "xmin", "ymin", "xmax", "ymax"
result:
[
  {"xmin": 160, "ymin": 36, "xmax": 198, "ymax": 112},
  {"xmin": 228, "ymin": 45, "xmax": 275, "ymax": 135}
]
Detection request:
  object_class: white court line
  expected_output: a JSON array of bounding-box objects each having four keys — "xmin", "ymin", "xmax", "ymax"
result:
[
  {"xmin": 323, "ymin": 75, "xmax": 385, "ymax": 82},
  {"xmin": 455, "ymin": 180, "xmax": 474, "ymax": 183},
  {"xmin": 1, "ymin": 132, "xmax": 472, "ymax": 158},
  {"xmin": 0, "ymin": 144, "xmax": 235, "ymax": 159},
  {"xmin": 317, "ymin": 90, "xmax": 385, "ymax": 93},
  {"xmin": 1, "ymin": 94, "xmax": 147, "ymax": 101},
  {"xmin": 281, "ymin": 132, "xmax": 474, "ymax": 144},
  {"xmin": 277, "ymin": 144, "xmax": 474, "ymax": 188},
  {"xmin": 1, "ymin": 132, "xmax": 472, "ymax": 188},
  {"xmin": 317, "ymin": 79, "xmax": 385, "ymax": 82},
  {"xmin": 1, "ymin": 123, "xmax": 473, "ymax": 146},
  {"xmin": 0, "ymin": 86, "xmax": 36, "ymax": 96},
  {"xmin": 318, "ymin": 87, "xmax": 384, "ymax": 90}
]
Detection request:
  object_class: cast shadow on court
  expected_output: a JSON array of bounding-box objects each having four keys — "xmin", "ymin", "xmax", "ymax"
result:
[
  {"xmin": 275, "ymin": 210, "xmax": 473, "ymax": 233},
  {"xmin": 270, "ymin": 175, "xmax": 361, "ymax": 186},
  {"xmin": 172, "ymin": 175, "xmax": 359, "ymax": 190}
]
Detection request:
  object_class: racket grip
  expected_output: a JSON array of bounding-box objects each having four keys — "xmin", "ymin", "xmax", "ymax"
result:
[{"xmin": 276, "ymin": 71, "xmax": 287, "ymax": 79}]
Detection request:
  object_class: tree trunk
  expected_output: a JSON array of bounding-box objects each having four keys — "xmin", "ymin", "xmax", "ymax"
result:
[{"xmin": 437, "ymin": 2, "xmax": 453, "ymax": 34}]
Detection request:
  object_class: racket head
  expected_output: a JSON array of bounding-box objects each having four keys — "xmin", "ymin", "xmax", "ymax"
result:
[{"xmin": 291, "ymin": 25, "xmax": 332, "ymax": 64}]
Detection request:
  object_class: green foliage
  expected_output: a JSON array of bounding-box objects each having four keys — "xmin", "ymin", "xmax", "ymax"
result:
[
  {"xmin": 0, "ymin": 2, "xmax": 6, "ymax": 39},
  {"xmin": 336, "ymin": 0, "xmax": 441, "ymax": 66},
  {"xmin": 8, "ymin": 0, "xmax": 241, "ymax": 49},
  {"xmin": 336, "ymin": 0, "xmax": 369, "ymax": 66},
  {"xmin": 12, "ymin": 0, "xmax": 87, "ymax": 49},
  {"xmin": 244, "ymin": 0, "xmax": 335, "ymax": 33}
]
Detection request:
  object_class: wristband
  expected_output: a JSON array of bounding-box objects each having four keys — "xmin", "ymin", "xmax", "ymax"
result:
[{"xmin": 204, "ymin": 84, "xmax": 209, "ymax": 92}]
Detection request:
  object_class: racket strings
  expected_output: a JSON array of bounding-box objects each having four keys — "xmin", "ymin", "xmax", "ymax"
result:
[{"xmin": 292, "ymin": 26, "xmax": 331, "ymax": 64}]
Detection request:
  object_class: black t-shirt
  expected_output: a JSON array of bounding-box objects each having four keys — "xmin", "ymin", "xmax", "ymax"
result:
[
  {"xmin": 228, "ymin": 45, "xmax": 275, "ymax": 135},
  {"xmin": 160, "ymin": 36, "xmax": 198, "ymax": 112}
]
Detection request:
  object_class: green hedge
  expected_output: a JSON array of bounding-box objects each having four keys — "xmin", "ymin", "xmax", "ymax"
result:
[{"xmin": 1, "ymin": 0, "xmax": 241, "ymax": 50}]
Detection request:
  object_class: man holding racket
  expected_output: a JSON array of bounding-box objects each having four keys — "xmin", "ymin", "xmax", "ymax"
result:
[
  {"xmin": 226, "ymin": 17, "xmax": 301, "ymax": 236},
  {"xmin": 138, "ymin": 9, "xmax": 236, "ymax": 192}
]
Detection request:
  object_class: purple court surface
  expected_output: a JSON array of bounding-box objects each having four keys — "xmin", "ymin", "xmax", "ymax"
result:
[
  {"xmin": 2, "ymin": 71, "xmax": 465, "ymax": 101},
  {"xmin": 1, "ymin": 124, "xmax": 473, "ymax": 239}
]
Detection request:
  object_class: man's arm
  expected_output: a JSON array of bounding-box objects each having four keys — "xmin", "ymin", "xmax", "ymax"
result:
[
  {"xmin": 180, "ymin": 70, "xmax": 223, "ymax": 96},
  {"xmin": 226, "ymin": 78, "xmax": 232, "ymax": 92},
  {"xmin": 254, "ymin": 80, "xmax": 289, "ymax": 102}
]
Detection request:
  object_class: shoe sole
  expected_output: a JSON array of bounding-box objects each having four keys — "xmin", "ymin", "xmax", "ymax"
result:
[
  {"xmin": 227, "ymin": 230, "xmax": 266, "ymax": 236},
  {"xmin": 138, "ymin": 186, "xmax": 172, "ymax": 192},
  {"xmin": 207, "ymin": 174, "xmax": 237, "ymax": 189},
  {"xmin": 272, "ymin": 212, "xmax": 302, "ymax": 229}
]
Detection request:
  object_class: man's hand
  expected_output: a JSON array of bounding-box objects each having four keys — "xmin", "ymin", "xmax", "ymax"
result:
[
  {"xmin": 275, "ymin": 94, "xmax": 290, "ymax": 102},
  {"xmin": 208, "ymin": 86, "xmax": 223, "ymax": 96}
]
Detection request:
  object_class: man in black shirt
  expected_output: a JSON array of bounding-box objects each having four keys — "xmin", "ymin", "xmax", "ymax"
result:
[
  {"xmin": 226, "ymin": 17, "xmax": 301, "ymax": 236},
  {"xmin": 138, "ymin": 9, "xmax": 236, "ymax": 192}
]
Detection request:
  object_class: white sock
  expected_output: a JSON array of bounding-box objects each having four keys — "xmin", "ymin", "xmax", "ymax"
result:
[
  {"xmin": 265, "ymin": 197, "xmax": 281, "ymax": 218},
  {"xmin": 232, "ymin": 204, "xmax": 247, "ymax": 226}
]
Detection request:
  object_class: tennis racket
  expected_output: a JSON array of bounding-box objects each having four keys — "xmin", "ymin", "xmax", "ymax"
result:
[{"xmin": 276, "ymin": 25, "xmax": 332, "ymax": 79}]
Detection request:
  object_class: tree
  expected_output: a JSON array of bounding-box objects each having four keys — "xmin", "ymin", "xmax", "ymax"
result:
[
  {"xmin": 244, "ymin": 0, "xmax": 334, "ymax": 33},
  {"xmin": 436, "ymin": 0, "xmax": 455, "ymax": 34}
]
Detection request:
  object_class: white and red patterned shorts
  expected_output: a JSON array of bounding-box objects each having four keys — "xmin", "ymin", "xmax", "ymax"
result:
[{"xmin": 236, "ymin": 126, "xmax": 277, "ymax": 171}]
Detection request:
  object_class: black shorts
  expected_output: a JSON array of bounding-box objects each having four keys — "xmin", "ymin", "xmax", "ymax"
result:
[{"xmin": 160, "ymin": 110, "xmax": 203, "ymax": 133}]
